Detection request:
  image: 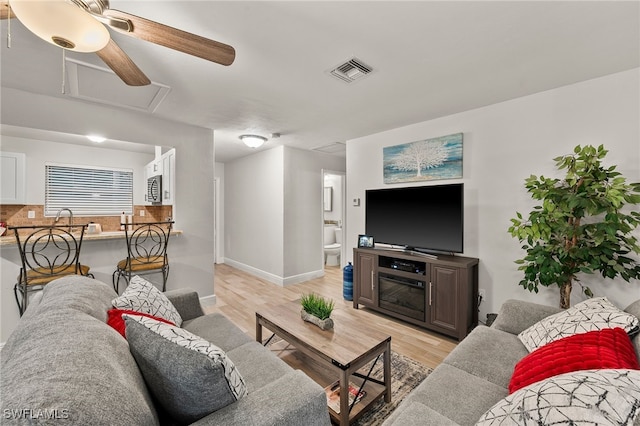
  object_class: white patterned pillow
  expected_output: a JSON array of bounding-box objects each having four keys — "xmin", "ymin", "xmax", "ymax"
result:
[
  {"xmin": 112, "ymin": 275, "xmax": 182, "ymax": 326},
  {"xmin": 518, "ymin": 297, "xmax": 639, "ymax": 352},
  {"xmin": 476, "ymin": 369, "xmax": 640, "ymax": 426},
  {"xmin": 123, "ymin": 315, "xmax": 248, "ymax": 423}
]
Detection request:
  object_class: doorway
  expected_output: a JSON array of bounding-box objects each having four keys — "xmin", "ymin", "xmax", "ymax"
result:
[{"xmin": 322, "ymin": 170, "xmax": 345, "ymax": 271}]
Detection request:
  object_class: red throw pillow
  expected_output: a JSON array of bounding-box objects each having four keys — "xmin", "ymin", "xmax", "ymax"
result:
[
  {"xmin": 509, "ymin": 327, "xmax": 640, "ymax": 394},
  {"xmin": 107, "ymin": 309, "xmax": 176, "ymax": 338}
]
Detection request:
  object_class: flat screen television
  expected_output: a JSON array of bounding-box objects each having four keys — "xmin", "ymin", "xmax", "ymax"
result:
[{"xmin": 365, "ymin": 183, "xmax": 464, "ymax": 254}]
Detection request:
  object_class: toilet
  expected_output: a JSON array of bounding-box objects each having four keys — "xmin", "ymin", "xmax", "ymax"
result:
[{"xmin": 324, "ymin": 225, "xmax": 342, "ymax": 266}]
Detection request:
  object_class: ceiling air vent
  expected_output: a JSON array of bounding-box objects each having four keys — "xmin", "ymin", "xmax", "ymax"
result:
[{"xmin": 329, "ymin": 57, "xmax": 373, "ymax": 83}]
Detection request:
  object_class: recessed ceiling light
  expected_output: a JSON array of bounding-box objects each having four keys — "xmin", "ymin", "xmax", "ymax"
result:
[{"xmin": 87, "ymin": 135, "xmax": 106, "ymax": 143}]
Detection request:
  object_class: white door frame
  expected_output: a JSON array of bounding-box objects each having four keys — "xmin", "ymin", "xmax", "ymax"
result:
[
  {"xmin": 321, "ymin": 169, "xmax": 346, "ymax": 269},
  {"xmin": 214, "ymin": 177, "xmax": 223, "ymax": 264}
]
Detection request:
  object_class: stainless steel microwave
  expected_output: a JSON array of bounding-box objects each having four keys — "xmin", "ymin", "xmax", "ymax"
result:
[{"xmin": 147, "ymin": 175, "xmax": 162, "ymax": 205}]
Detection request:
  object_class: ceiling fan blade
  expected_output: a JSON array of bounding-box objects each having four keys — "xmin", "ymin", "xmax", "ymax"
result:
[
  {"xmin": 104, "ymin": 9, "xmax": 235, "ymax": 66},
  {"xmin": 1, "ymin": 1, "xmax": 15, "ymax": 19},
  {"xmin": 96, "ymin": 39, "xmax": 151, "ymax": 86}
]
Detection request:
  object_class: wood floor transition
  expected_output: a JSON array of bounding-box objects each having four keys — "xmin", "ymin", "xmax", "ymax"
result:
[{"xmin": 205, "ymin": 263, "xmax": 457, "ymax": 370}]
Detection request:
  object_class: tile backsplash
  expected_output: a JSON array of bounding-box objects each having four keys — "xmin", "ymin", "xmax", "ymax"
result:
[{"xmin": 0, "ymin": 205, "xmax": 173, "ymax": 234}]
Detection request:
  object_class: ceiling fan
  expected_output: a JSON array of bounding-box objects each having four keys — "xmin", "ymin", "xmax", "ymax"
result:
[{"xmin": 0, "ymin": 0, "xmax": 235, "ymax": 86}]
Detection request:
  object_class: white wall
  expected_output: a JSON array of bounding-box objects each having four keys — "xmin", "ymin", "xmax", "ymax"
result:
[
  {"xmin": 224, "ymin": 146, "xmax": 286, "ymax": 280},
  {"xmin": 1, "ymin": 88, "xmax": 216, "ymax": 342},
  {"xmin": 224, "ymin": 146, "xmax": 346, "ymax": 285},
  {"xmin": 283, "ymin": 148, "xmax": 346, "ymax": 279},
  {"xmin": 0, "ymin": 136, "xmax": 153, "ymax": 205},
  {"xmin": 347, "ymin": 69, "xmax": 640, "ymax": 321}
]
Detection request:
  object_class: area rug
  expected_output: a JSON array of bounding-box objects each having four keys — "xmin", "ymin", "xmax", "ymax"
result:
[{"xmin": 264, "ymin": 336, "xmax": 431, "ymax": 426}]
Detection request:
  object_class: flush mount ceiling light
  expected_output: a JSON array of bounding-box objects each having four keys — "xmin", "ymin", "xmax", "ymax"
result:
[
  {"xmin": 9, "ymin": 0, "xmax": 110, "ymax": 52},
  {"xmin": 239, "ymin": 134, "xmax": 267, "ymax": 149},
  {"xmin": 86, "ymin": 134, "xmax": 106, "ymax": 143}
]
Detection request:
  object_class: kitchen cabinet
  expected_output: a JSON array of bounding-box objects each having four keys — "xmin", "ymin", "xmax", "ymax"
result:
[
  {"xmin": 161, "ymin": 149, "xmax": 176, "ymax": 205},
  {"xmin": 145, "ymin": 159, "xmax": 162, "ymax": 180},
  {"xmin": 353, "ymin": 248, "xmax": 478, "ymax": 340},
  {"xmin": 0, "ymin": 152, "xmax": 26, "ymax": 204},
  {"xmin": 144, "ymin": 149, "xmax": 175, "ymax": 205}
]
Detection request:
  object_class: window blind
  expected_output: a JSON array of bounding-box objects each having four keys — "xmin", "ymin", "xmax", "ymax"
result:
[{"xmin": 45, "ymin": 164, "xmax": 133, "ymax": 216}]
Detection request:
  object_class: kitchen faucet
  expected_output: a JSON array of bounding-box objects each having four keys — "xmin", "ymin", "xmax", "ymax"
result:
[{"xmin": 55, "ymin": 208, "xmax": 74, "ymax": 231}]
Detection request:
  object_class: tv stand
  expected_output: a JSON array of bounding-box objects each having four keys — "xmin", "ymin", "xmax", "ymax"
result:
[
  {"xmin": 353, "ymin": 248, "xmax": 479, "ymax": 341},
  {"xmin": 404, "ymin": 249, "xmax": 438, "ymax": 260}
]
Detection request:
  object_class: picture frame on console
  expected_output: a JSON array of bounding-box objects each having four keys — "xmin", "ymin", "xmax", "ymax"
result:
[{"xmin": 358, "ymin": 234, "xmax": 375, "ymax": 248}]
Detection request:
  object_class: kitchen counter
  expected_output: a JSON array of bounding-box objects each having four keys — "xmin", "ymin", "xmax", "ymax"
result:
[{"xmin": 0, "ymin": 230, "xmax": 183, "ymax": 247}]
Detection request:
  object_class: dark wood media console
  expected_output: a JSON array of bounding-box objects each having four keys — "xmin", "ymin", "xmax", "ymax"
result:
[{"xmin": 353, "ymin": 248, "xmax": 479, "ymax": 341}]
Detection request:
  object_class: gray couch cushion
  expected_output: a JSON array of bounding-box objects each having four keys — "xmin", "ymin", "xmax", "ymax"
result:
[
  {"xmin": 383, "ymin": 401, "xmax": 459, "ymax": 426},
  {"xmin": 191, "ymin": 370, "xmax": 331, "ymax": 426},
  {"xmin": 400, "ymin": 363, "xmax": 507, "ymax": 426},
  {"xmin": 125, "ymin": 316, "xmax": 248, "ymax": 424},
  {"xmin": 35, "ymin": 275, "xmax": 114, "ymax": 321},
  {"xmin": 183, "ymin": 312, "xmax": 254, "ymax": 352},
  {"xmin": 164, "ymin": 288, "xmax": 205, "ymax": 321},
  {"xmin": 226, "ymin": 341, "xmax": 296, "ymax": 393},
  {"xmin": 491, "ymin": 299, "xmax": 562, "ymax": 335},
  {"xmin": 443, "ymin": 325, "xmax": 528, "ymax": 388},
  {"xmin": 1, "ymin": 277, "xmax": 159, "ymax": 426}
]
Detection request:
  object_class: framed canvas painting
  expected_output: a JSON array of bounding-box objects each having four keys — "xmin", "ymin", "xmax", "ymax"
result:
[{"xmin": 383, "ymin": 133, "xmax": 463, "ymax": 184}]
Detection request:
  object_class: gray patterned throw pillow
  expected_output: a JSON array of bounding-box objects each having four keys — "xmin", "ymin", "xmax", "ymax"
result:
[
  {"xmin": 518, "ymin": 297, "xmax": 639, "ymax": 352},
  {"xmin": 476, "ymin": 369, "xmax": 640, "ymax": 426},
  {"xmin": 112, "ymin": 275, "xmax": 183, "ymax": 326},
  {"xmin": 123, "ymin": 315, "xmax": 248, "ymax": 423}
]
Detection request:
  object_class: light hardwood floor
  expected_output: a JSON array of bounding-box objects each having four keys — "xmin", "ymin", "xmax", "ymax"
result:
[{"xmin": 205, "ymin": 263, "xmax": 458, "ymax": 370}]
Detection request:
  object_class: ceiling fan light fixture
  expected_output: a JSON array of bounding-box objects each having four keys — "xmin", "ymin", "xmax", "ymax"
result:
[
  {"xmin": 10, "ymin": 0, "xmax": 110, "ymax": 52},
  {"xmin": 239, "ymin": 134, "xmax": 267, "ymax": 149}
]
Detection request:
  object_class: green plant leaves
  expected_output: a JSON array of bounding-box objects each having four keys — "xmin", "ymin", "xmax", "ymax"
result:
[
  {"xmin": 300, "ymin": 293, "xmax": 334, "ymax": 320},
  {"xmin": 508, "ymin": 144, "xmax": 640, "ymax": 305}
]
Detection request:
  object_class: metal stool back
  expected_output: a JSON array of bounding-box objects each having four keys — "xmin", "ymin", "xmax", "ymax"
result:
[
  {"xmin": 112, "ymin": 221, "xmax": 173, "ymax": 293},
  {"xmin": 12, "ymin": 224, "xmax": 93, "ymax": 315}
]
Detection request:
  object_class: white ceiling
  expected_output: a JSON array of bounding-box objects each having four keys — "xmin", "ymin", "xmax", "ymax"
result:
[{"xmin": 1, "ymin": 1, "xmax": 639, "ymax": 162}]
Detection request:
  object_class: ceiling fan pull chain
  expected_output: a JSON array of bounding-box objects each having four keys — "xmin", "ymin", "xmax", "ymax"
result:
[{"xmin": 61, "ymin": 50, "xmax": 66, "ymax": 95}]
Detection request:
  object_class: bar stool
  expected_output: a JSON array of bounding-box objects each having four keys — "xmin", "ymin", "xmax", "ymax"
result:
[
  {"xmin": 112, "ymin": 221, "xmax": 173, "ymax": 293},
  {"xmin": 12, "ymin": 224, "xmax": 94, "ymax": 316}
]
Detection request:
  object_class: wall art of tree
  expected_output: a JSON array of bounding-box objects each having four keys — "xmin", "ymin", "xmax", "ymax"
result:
[{"xmin": 383, "ymin": 133, "xmax": 463, "ymax": 184}]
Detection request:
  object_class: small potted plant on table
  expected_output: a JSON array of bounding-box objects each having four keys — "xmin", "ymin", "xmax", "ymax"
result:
[{"xmin": 301, "ymin": 293, "xmax": 335, "ymax": 330}]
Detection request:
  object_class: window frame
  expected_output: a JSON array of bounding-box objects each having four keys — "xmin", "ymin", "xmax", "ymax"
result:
[{"xmin": 45, "ymin": 162, "xmax": 134, "ymax": 217}]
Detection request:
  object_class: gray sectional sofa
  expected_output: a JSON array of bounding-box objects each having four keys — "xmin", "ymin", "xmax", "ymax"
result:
[
  {"xmin": 383, "ymin": 298, "xmax": 640, "ymax": 426},
  {"xmin": 0, "ymin": 276, "xmax": 330, "ymax": 425}
]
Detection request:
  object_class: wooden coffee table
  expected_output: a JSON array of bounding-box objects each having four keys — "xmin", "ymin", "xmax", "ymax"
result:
[{"xmin": 256, "ymin": 300, "xmax": 391, "ymax": 425}]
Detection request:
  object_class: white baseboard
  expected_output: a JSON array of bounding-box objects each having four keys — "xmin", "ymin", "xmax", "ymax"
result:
[
  {"xmin": 223, "ymin": 258, "xmax": 324, "ymax": 287},
  {"xmin": 199, "ymin": 294, "xmax": 217, "ymax": 308},
  {"xmin": 283, "ymin": 269, "xmax": 325, "ymax": 286}
]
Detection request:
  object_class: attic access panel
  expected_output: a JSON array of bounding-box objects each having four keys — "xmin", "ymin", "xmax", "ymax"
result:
[{"xmin": 65, "ymin": 58, "xmax": 170, "ymax": 112}]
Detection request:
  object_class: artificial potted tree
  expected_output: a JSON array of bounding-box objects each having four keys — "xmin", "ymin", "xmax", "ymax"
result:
[
  {"xmin": 508, "ymin": 144, "xmax": 640, "ymax": 309},
  {"xmin": 301, "ymin": 293, "xmax": 335, "ymax": 330}
]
